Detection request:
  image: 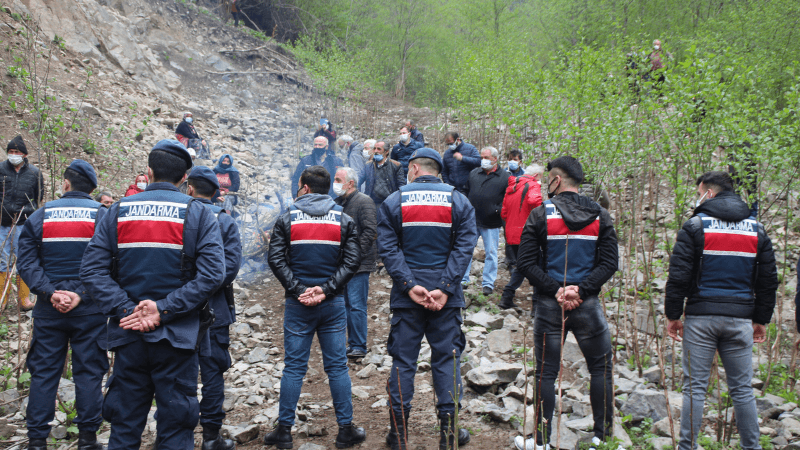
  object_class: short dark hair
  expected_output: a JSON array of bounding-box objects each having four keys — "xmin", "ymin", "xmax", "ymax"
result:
[
  {"xmin": 696, "ymin": 171, "xmax": 734, "ymax": 193},
  {"xmin": 188, "ymin": 177, "xmax": 218, "ymax": 198},
  {"xmin": 508, "ymin": 150, "xmax": 522, "ymax": 160},
  {"xmin": 412, "ymin": 157, "xmax": 440, "ymax": 175},
  {"xmin": 148, "ymin": 150, "xmax": 189, "ymax": 183},
  {"xmin": 444, "ymin": 132, "xmax": 459, "ymax": 141},
  {"xmin": 300, "ymin": 166, "xmax": 331, "ymax": 194},
  {"xmin": 547, "ymin": 156, "xmax": 583, "ymax": 186},
  {"xmin": 63, "ymin": 168, "xmax": 95, "ymax": 194}
]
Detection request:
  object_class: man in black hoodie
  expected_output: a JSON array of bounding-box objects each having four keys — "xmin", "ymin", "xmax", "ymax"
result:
[
  {"xmin": 665, "ymin": 171, "xmax": 777, "ymax": 450},
  {"xmin": 514, "ymin": 156, "xmax": 618, "ymax": 450}
]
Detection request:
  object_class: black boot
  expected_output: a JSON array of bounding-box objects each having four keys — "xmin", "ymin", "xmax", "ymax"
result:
[
  {"xmin": 27, "ymin": 438, "xmax": 47, "ymax": 450},
  {"xmin": 335, "ymin": 424, "xmax": 366, "ymax": 448},
  {"xmin": 202, "ymin": 432, "xmax": 235, "ymax": 450},
  {"xmin": 263, "ymin": 424, "xmax": 293, "ymax": 449},
  {"xmin": 385, "ymin": 410, "xmax": 410, "ymax": 450},
  {"xmin": 499, "ymin": 290, "xmax": 517, "ymax": 310},
  {"xmin": 438, "ymin": 416, "xmax": 470, "ymax": 450},
  {"xmin": 77, "ymin": 431, "xmax": 106, "ymax": 450}
]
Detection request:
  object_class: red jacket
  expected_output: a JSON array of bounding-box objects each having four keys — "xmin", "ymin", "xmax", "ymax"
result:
[
  {"xmin": 123, "ymin": 175, "xmax": 149, "ymax": 197},
  {"xmin": 501, "ymin": 174, "xmax": 542, "ymax": 245}
]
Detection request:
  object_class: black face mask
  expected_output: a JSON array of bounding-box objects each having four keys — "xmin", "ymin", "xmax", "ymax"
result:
[
  {"xmin": 312, "ymin": 148, "xmax": 325, "ymax": 158},
  {"xmin": 547, "ymin": 178, "xmax": 560, "ymax": 199}
]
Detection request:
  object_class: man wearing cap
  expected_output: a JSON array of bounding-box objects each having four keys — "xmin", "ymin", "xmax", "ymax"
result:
[
  {"xmin": 291, "ymin": 136, "xmax": 345, "ymax": 198},
  {"xmin": 266, "ymin": 165, "xmax": 366, "ymax": 449},
  {"xmin": 17, "ymin": 160, "xmax": 108, "ymax": 450},
  {"xmin": 80, "ymin": 139, "xmax": 224, "ymax": 450},
  {"xmin": 377, "ymin": 148, "xmax": 477, "ymax": 450},
  {"xmin": 186, "ymin": 166, "xmax": 243, "ymax": 450},
  {"xmin": 514, "ymin": 156, "xmax": 619, "ymax": 450},
  {"xmin": 0, "ymin": 135, "xmax": 44, "ymax": 310}
]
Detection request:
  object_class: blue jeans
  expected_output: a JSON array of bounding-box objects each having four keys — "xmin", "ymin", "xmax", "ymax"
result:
[
  {"xmin": 462, "ymin": 227, "xmax": 499, "ymax": 289},
  {"xmin": 0, "ymin": 225, "xmax": 22, "ymax": 272},
  {"xmin": 344, "ymin": 272, "xmax": 370, "ymax": 353},
  {"xmin": 279, "ymin": 296, "xmax": 353, "ymax": 426},
  {"xmin": 680, "ymin": 316, "xmax": 760, "ymax": 450}
]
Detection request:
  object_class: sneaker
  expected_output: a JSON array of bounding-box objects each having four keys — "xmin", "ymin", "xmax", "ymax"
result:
[
  {"xmin": 586, "ymin": 436, "xmax": 625, "ymax": 450},
  {"xmin": 482, "ymin": 286, "xmax": 493, "ymax": 296},
  {"xmin": 346, "ymin": 348, "xmax": 366, "ymax": 359},
  {"xmin": 514, "ymin": 436, "xmax": 549, "ymax": 450}
]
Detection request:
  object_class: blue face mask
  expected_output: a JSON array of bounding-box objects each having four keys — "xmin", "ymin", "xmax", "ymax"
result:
[
  {"xmin": 508, "ymin": 161, "xmax": 520, "ymax": 171},
  {"xmin": 373, "ymin": 154, "xmax": 384, "ymax": 162},
  {"xmin": 185, "ymin": 117, "xmax": 193, "ymax": 124}
]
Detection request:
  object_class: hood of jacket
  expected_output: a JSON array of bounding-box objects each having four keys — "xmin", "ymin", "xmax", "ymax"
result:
[
  {"xmin": 294, "ymin": 193, "xmax": 336, "ymax": 216},
  {"xmin": 506, "ymin": 174, "xmax": 539, "ymax": 195},
  {"xmin": 692, "ymin": 191, "xmax": 750, "ymax": 222},
  {"xmin": 550, "ymin": 191, "xmax": 602, "ymax": 231}
]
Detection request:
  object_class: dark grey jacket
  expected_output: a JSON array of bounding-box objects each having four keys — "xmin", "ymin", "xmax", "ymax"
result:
[
  {"xmin": 466, "ymin": 166, "xmax": 509, "ymax": 229},
  {"xmin": 0, "ymin": 159, "xmax": 44, "ymax": 227},
  {"xmin": 336, "ymin": 190, "xmax": 377, "ymax": 273}
]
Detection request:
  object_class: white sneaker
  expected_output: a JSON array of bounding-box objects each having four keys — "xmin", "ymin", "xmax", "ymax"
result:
[
  {"xmin": 588, "ymin": 436, "xmax": 626, "ymax": 450},
  {"xmin": 514, "ymin": 436, "xmax": 550, "ymax": 450}
]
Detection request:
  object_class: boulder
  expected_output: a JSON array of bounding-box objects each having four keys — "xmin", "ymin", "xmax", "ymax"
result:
[
  {"xmin": 486, "ymin": 329, "xmax": 513, "ymax": 353},
  {"xmin": 465, "ymin": 310, "xmax": 504, "ymax": 330},
  {"xmin": 651, "ymin": 416, "xmax": 679, "ymax": 437},
  {"xmin": 221, "ymin": 424, "xmax": 259, "ymax": 443},
  {"xmin": 244, "ymin": 347, "xmax": 269, "ymax": 364},
  {"xmin": 620, "ymin": 389, "xmax": 669, "ymax": 422}
]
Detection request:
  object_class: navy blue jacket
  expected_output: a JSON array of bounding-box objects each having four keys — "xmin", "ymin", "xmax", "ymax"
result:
[
  {"xmin": 80, "ymin": 183, "xmax": 224, "ymax": 351},
  {"xmin": 18, "ymin": 191, "xmax": 105, "ymax": 319},
  {"xmin": 377, "ymin": 175, "xmax": 477, "ymax": 309},
  {"xmin": 359, "ymin": 159, "xmax": 406, "ymax": 204},
  {"xmin": 410, "ymin": 128, "xmax": 424, "ymax": 145},
  {"xmin": 666, "ymin": 192, "xmax": 777, "ymax": 324},
  {"xmin": 391, "ymin": 139, "xmax": 423, "ymax": 175},
  {"xmin": 198, "ymin": 198, "xmax": 242, "ymax": 328},
  {"xmin": 291, "ymin": 152, "xmax": 345, "ymax": 198},
  {"xmin": 441, "ymin": 143, "xmax": 480, "ymax": 193}
]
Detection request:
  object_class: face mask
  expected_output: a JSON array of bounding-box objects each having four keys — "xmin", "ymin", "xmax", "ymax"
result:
[
  {"xmin": 654, "ymin": 45, "xmax": 660, "ymax": 50},
  {"xmin": 137, "ymin": 182, "xmax": 147, "ymax": 190},
  {"xmin": 447, "ymin": 143, "xmax": 457, "ymax": 151},
  {"xmin": 547, "ymin": 178, "xmax": 559, "ymax": 199},
  {"xmin": 373, "ymin": 154, "xmax": 384, "ymax": 162},
  {"xmin": 508, "ymin": 161, "xmax": 520, "ymax": 171},
  {"xmin": 312, "ymin": 148, "xmax": 325, "ymax": 158},
  {"xmin": 400, "ymin": 134, "xmax": 409, "ymax": 143},
  {"xmin": 333, "ymin": 182, "xmax": 345, "ymax": 197},
  {"xmin": 481, "ymin": 159, "xmax": 494, "ymax": 170},
  {"xmin": 8, "ymin": 155, "xmax": 23, "ymax": 165},
  {"xmin": 363, "ymin": 150, "xmax": 371, "ymax": 158},
  {"xmin": 407, "ymin": 172, "xmax": 413, "ymax": 185},
  {"xmin": 185, "ymin": 117, "xmax": 193, "ymax": 123},
  {"xmin": 695, "ymin": 190, "xmax": 709, "ymax": 208}
]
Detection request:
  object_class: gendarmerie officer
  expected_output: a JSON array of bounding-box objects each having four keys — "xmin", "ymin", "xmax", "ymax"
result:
[
  {"xmin": 18, "ymin": 160, "xmax": 108, "ymax": 450},
  {"xmin": 186, "ymin": 166, "xmax": 243, "ymax": 450},
  {"xmin": 377, "ymin": 148, "xmax": 477, "ymax": 450},
  {"xmin": 80, "ymin": 140, "xmax": 224, "ymax": 450}
]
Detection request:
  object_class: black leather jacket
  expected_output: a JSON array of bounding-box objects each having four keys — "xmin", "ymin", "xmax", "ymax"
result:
[
  {"xmin": 268, "ymin": 208, "xmax": 360, "ymax": 300},
  {"xmin": 0, "ymin": 159, "xmax": 44, "ymax": 227}
]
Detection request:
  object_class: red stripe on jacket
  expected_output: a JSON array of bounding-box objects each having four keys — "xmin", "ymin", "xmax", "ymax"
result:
[
  {"xmin": 402, "ymin": 204, "xmax": 452, "ymax": 224},
  {"xmin": 547, "ymin": 218, "xmax": 600, "ymax": 237},
  {"xmin": 118, "ymin": 221, "xmax": 184, "ymax": 245},
  {"xmin": 291, "ymin": 222, "xmax": 340, "ymax": 243},
  {"xmin": 43, "ymin": 221, "xmax": 95, "ymax": 239},
  {"xmin": 705, "ymin": 232, "xmax": 757, "ymax": 254}
]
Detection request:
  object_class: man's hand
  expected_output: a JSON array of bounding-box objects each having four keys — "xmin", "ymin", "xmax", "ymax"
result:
[
  {"xmin": 298, "ymin": 286, "xmax": 325, "ymax": 306},
  {"xmin": 556, "ymin": 286, "xmax": 582, "ymax": 311},
  {"xmin": 753, "ymin": 322, "xmax": 767, "ymax": 344},
  {"xmin": 428, "ymin": 290, "xmax": 449, "ymax": 311},
  {"xmin": 409, "ymin": 285, "xmax": 434, "ymax": 308},
  {"xmin": 667, "ymin": 319, "xmax": 684, "ymax": 341},
  {"xmin": 453, "ymin": 152, "xmax": 463, "ymax": 161},
  {"xmin": 120, "ymin": 299, "xmax": 161, "ymax": 332},
  {"xmin": 53, "ymin": 290, "xmax": 81, "ymax": 313}
]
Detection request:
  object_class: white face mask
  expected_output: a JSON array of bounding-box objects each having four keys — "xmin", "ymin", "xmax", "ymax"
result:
[
  {"xmin": 654, "ymin": 45, "xmax": 660, "ymax": 50},
  {"xmin": 695, "ymin": 190, "xmax": 709, "ymax": 208},
  {"xmin": 400, "ymin": 133, "xmax": 409, "ymax": 143},
  {"xmin": 481, "ymin": 159, "xmax": 494, "ymax": 170},
  {"xmin": 447, "ymin": 143, "xmax": 457, "ymax": 151},
  {"xmin": 185, "ymin": 117, "xmax": 193, "ymax": 123},
  {"xmin": 8, "ymin": 155, "xmax": 23, "ymax": 166},
  {"xmin": 333, "ymin": 182, "xmax": 346, "ymax": 197},
  {"xmin": 508, "ymin": 160, "xmax": 520, "ymax": 171},
  {"xmin": 137, "ymin": 182, "xmax": 147, "ymax": 190},
  {"xmin": 363, "ymin": 149, "xmax": 371, "ymax": 158},
  {"xmin": 407, "ymin": 168, "xmax": 415, "ymax": 185}
]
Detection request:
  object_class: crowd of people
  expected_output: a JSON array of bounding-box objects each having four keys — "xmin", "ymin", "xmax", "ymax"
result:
[{"xmin": 0, "ymin": 108, "xmax": 782, "ymax": 450}]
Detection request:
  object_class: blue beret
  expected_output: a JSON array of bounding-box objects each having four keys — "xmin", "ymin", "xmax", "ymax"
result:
[
  {"xmin": 408, "ymin": 147, "xmax": 443, "ymax": 172},
  {"xmin": 188, "ymin": 166, "xmax": 220, "ymax": 189},
  {"xmin": 66, "ymin": 159, "xmax": 97, "ymax": 190},
  {"xmin": 151, "ymin": 139, "xmax": 193, "ymax": 169}
]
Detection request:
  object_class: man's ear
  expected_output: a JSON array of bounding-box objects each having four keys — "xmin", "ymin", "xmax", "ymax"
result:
[{"xmin": 147, "ymin": 167, "xmax": 154, "ymax": 181}]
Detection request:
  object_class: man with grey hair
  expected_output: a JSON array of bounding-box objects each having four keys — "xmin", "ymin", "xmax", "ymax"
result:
[
  {"xmin": 338, "ymin": 135, "xmax": 365, "ymax": 176},
  {"xmin": 463, "ymin": 146, "xmax": 509, "ymax": 296},
  {"xmin": 334, "ymin": 167, "xmax": 377, "ymax": 359},
  {"xmin": 94, "ymin": 191, "xmax": 114, "ymax": 207}
]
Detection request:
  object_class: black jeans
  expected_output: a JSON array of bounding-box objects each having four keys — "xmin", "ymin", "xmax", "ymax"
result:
[{"xmin": 532, "ymin": 296, "xmax": 613, "ymax": 444}]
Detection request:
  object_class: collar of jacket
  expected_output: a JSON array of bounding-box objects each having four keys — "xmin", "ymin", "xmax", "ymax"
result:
[
  {"xmin": 412, "ymin": 175, "xmax": 442, "ymax": 184},
  {"xmin": 145, "ymin": 182, "xmax": 180, "ymax": 192},
  {"xmin": 61, "ymin": 191, "xmax": 93, "ymax": 200},
  {"xmin": 195, "ymin": 197, "xmax": 213, "ymax": 205}
]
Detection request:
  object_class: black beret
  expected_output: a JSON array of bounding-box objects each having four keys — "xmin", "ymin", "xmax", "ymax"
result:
[
  {"xmin": 66, "ymin": 159, "xmax": 98, "ymax": 190},
  {"xmin": 151, "ymin": 139, "xmax": 192, "ymax": 169},
  {"xmin": 188, "ymin": 166, "xmax": 220, "ymax": 189},
  {"xmin": 7, "ymin": 135, "xmax": 27, "ymax": 155}
]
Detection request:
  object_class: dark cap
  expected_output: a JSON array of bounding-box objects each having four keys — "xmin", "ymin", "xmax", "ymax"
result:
[
  {"xmin": 187, "ymin": 166, "xmax": 220, "ymax": 189},
  {"xmin": 7, "ymin": 135, "xmax": 27, "ymax": 155},
  {"xmin": 66, "ymin": 159, "xmax": 98, "ymax": 190},
  {"xmin": 408, "ymin": 147, "xmax": 443, "ymax": 172},
  {"xmin": 151, "ymin": 139, "xmax": 192, "ymax": 169},
  {"xmin": 546, "ymin": 156, "xmax": 584, "ymax": 184}
]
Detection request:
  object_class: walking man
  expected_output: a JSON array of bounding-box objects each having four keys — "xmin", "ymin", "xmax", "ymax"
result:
[
  {"xmin": 266, "ymin": 165, "xmax": 366, "ymax": 449},
  {"xmin": 18, "ymin": 160, "xmax": 108, "ymax": 450},
  {"xmin": 187, "ymin": 166, "xmax": 243, "ymax": 450},
  {"xmin": 377, "ymin": 148, "xmax": 477, "ymax": 450},
  {"xmin": 80, "ymin": 140, "xmax": 224, "ymax": 450},
  {"xmin": 666, "ymin": 171, "xmax": 778, "ymax": 450},
  {"xmin": 515, "ymin": 156, "xmax": 618, "ymax": 450}
]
